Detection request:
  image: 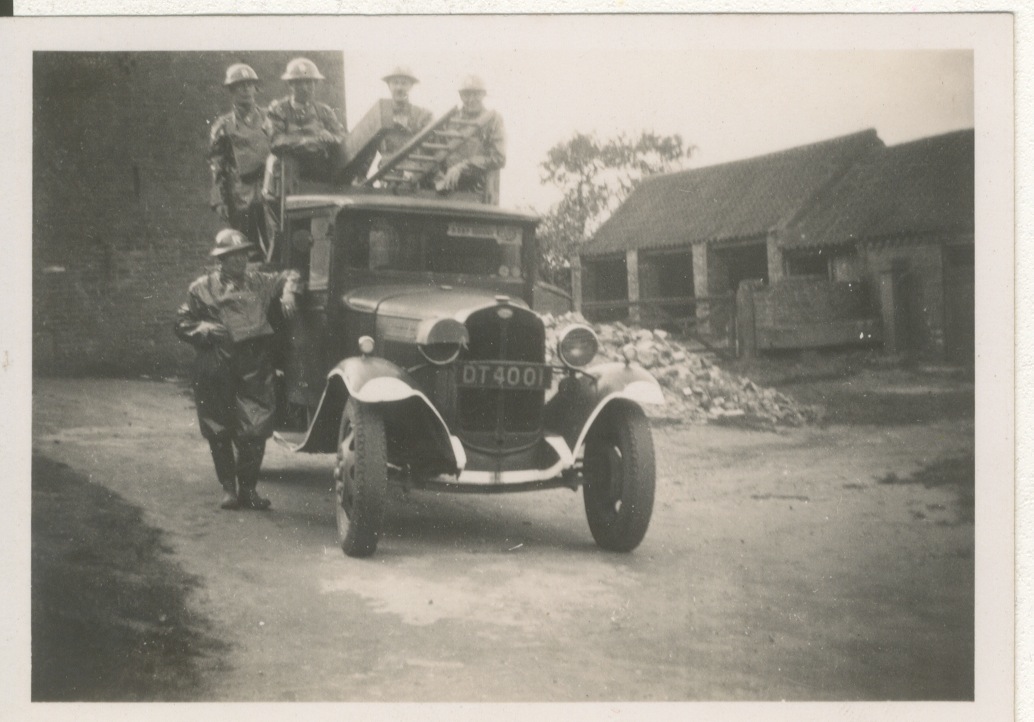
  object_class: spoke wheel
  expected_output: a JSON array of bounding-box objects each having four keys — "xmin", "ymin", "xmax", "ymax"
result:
[
  {"xmin": 334, "ymin": 398, "xmax": 387, "ymax": 558},
  {"xmin": 582, "ymin": 402, "xmax": 655, "ymax": 552}
]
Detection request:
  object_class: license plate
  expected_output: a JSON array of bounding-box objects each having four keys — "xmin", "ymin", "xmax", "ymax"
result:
[{"xmin": 458, "ymin": 362, "xmax": 552, "ymax": 390}]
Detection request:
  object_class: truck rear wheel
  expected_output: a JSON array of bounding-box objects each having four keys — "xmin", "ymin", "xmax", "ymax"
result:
[
  {"xmin": 582, "ymin": 402, "xmax": 655, "ymax": 552},
  {"xmin": 335, "ymin": 398, "xmax": 387, "ymax": 558}
]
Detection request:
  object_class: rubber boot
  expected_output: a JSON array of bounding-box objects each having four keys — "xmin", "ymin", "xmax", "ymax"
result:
[
  {"xmin": 209, "ymin": 438, "xmax": 239, "ymax": 510},
  {"xmin": 236, "ymin": 438, "xmax": 271, "ymax": 510}
]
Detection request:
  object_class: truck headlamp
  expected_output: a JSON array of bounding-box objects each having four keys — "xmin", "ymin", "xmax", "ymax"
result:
[
  {"xmin": 556, "ymin": 324, "xmax": 599, "ymax": 369},
  {"xmin": 419, "ymin": 343, "xmax": 463, "ymax": 365},
  {"xmin": 417, "ymin": 318, "xmax": 468, "ymax": 366}
]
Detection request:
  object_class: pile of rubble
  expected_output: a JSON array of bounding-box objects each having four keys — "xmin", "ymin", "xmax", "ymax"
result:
[{"xmin": 542, "ymin": 312, "xmax": 818, "ymax": 427}]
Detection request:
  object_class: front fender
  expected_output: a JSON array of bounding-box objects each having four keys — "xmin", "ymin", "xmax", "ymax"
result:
[
  {"xmin": 544, "ymin": 362, "xmax": 664, "ymax": 459},
  {"xmin": 294, "ymin": 357, "xmax": 463, "ymax": 472},
  {"xmin": 338, "ymin": 355, "xmax": 421, "ymax": 402},
  {"xmin": 589, "ymin": 362, "xmax": 667, "ymax": 407}
]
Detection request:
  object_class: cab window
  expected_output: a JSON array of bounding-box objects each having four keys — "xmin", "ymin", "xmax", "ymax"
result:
[{"xmin": 347, "ymin": 213, "xmax": 523, "ymax": 279}]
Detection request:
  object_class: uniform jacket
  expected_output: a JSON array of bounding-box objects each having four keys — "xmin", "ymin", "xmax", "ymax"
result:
[
  {"xmin": 175, "ymin": 267, "xmax": 301, "ymax": 346},
  {"xmin": 264, "ymin": 96, "xmax": 345, "ymax": 157},
  {"xmin": 378, "ymin": 101, "xmax": 435, "ymax": 165},
  {"xmin": 175, "ymin": 267, "xmax": 302, "ymax": 440},
  {"xmin": 439, "ymin": 107, "xmax": 506, "ymax": 203},
  {"xmin": 208, "ymin": 105, "xmax": 270, "ymax": 211},
  {"xmin": 446, "ymin": 107, "xmax": 506, "ymax": 173}
]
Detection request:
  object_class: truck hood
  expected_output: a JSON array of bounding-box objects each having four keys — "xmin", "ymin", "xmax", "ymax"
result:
[{"xmin": 343, "ymin": 284, "xmax": 533, "ymax": 347}]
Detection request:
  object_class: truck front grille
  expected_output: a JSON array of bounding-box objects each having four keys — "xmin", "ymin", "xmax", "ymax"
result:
[{"xmin": 458, "ymin": 306, "xmax": 546, "ymax": 437}]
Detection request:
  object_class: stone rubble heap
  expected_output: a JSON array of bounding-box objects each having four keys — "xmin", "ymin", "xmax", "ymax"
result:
[{"xmin": 542, "ymin": 312, "xmax": 817, "ymax": 427}]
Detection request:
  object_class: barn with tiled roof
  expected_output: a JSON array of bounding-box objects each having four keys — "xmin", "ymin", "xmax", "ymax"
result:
[{"xmin": 575, "ymin": 128, "xmax": 973, "ymax": 362}]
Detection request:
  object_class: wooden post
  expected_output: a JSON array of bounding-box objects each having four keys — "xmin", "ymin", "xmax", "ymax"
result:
[
  {"xmin": 736, "ymin": 281, "xmax": 758, "ymax": 359},
  {"xmin": 626, "ymin": 249, "xmax": 640, "ymax": 324},
  {"xmin": 571, "ymin": 255, "xmax": 583, "ymax": 314},
  {"xmin": 878, "ymin": 269, "xmax": 898, "ymax": 355}
]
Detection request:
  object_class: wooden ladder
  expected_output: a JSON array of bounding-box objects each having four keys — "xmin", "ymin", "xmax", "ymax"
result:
[{"xmin": 361, "ymin": 107, "xmax": 485, "ymax": 189}]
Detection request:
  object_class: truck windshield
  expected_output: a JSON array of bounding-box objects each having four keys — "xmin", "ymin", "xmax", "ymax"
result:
[{"xmin": 348, "ymin": 213, "xmax": 524, "ymax": 279}]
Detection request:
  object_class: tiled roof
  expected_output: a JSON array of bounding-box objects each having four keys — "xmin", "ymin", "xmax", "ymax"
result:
[
  {"xmin": 580, "ymin": 129, "xmax": 883, "ymax": 258},
  {"xmin": 782, "ymin": 129, "xmax": 974, "ymax": 248}
]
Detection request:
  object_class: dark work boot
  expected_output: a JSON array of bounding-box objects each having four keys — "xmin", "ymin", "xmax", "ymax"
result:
[
  {"xmin": 209, "ymin": 438, "xmax": 239, "ymax": 510},
  {"xmin": 238, "ymin": 487, "xmax": 271, "ymax": 511},
  {"xmin": 236, "ymin": 438, "xmax": 271, "ymax": 510}
]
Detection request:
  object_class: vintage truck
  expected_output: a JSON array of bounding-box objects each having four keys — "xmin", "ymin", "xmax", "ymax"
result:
[{"xmin": 269, "ymin": 100, "xmax": 664, "ymax": 557}]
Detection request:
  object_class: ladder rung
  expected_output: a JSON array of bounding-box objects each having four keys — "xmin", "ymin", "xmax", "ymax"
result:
[
  {"xmin": 422, "ymin": 142, "xmax": 452, "ymax": 150},
  {"xmin": 408, "ymin": 153, "xmax": 439, "ymax": 162},
  {"xmin": 396, "ymin": 162, "xmax": 434, "ymax": 172}
]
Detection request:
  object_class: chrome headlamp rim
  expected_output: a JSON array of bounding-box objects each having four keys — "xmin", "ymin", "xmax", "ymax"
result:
[
  {"xmin": 556, "ymin": 323, "xmax": 600, "ymax": 369},
  {"xmin": 418, "ymin": 342, "xmax": 463, "ymax": 366}
]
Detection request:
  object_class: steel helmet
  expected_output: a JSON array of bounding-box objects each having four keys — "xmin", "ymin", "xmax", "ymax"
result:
[
  {"xmin": 382, "ymin": 65, "xmax": 419, "ymax": 83},
  {"xmin": 210, "ymin": 229, "xmax": 254, "ymax": 257},
  {"xmin": 223, "ymin": 63, "xmax": 259, "ymax": 87},
  {"xmin": 281, "ymin": 57, "xmax": 325, "ymax": 81},
  {"xmin": 458, "ymin": 74, "xmax": 486, "ymax": 93}
]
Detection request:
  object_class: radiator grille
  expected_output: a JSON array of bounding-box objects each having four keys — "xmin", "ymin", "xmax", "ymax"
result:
[{"xmin": 458, "ymin": 306, "xmax": 546, "ymax": 435}]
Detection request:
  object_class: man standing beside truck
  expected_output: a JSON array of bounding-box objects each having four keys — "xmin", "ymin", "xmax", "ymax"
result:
[
  {"xmin": 174, "ymin": 229, "xmax": 302, "ymax": 511},
  {"xmin": 209, "ymin": 63, "xmax": 271, "ymax": 259}
]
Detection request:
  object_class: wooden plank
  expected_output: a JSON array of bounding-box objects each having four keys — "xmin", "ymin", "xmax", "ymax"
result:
[
  {"xmin": 395, "ymin": 162, "xmax": 434, "ymax": 172},
  {"xmin": 336, "ymin": 99, "xmax": 394, "ymax": 182}
]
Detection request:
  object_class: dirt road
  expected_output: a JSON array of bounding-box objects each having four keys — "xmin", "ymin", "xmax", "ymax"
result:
[{"xmin": 31, "ymin": 376, "xmax": 973, "ymax": 701}]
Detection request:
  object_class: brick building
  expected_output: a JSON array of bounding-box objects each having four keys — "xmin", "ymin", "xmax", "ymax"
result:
[
  {"xmin": 577, "ymin": 128, "xmax": 974, "ymax": 363},
  {"xmin": 780, "ymin": 129, "xmax": 974, "ymax": 363},
  {"xmin": 33, "ymin": 51, "xmax": 345, "ymax": 376}
]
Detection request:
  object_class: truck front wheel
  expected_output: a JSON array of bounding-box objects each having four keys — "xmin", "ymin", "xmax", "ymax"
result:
[
  {"xmin": 582, "ymin": 401, "xmax": 655, "ymax": 552},
  {"xmin": 335, "ymin": 398, "xmax": 387, "ymax": 558}
]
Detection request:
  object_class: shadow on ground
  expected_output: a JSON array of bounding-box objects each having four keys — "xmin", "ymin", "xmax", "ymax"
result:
[
  {"xmin": 31, "ymin": 455, "xmax": 227, "ymax": 701},
  {"xmin": 722, "ymin": 349, "xmax": 973, "ymax": 426},
  {"xmin": 877, "ymin": 453, "xmax": 975, "ymax": 524}
]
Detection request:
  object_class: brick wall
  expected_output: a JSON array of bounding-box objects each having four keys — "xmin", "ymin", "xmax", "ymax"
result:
[
  {"xmin": 33, "ymin": 51, "xmax": 345, "ymax": 376},
  {"xmin": 752, "ymin": 277, "xmax": 876, "ymax": 329},
  {"xmin": 860, "ymin": 239, "xmax": 947, "ymax": 358}
]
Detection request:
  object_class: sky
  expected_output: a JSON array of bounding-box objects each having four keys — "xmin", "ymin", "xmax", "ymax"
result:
[{"xmin": 341, "ymin": 37, "xmax": 973, "ymax": 213}]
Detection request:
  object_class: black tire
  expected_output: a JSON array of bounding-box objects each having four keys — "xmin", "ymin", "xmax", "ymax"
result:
[
  {"xmin": 582, "ymin": 401, "xmax": 656, "ymax": 552},
  {"xmin": 334, "ymin": 398, "xmax": 387, "ymax": 558}
]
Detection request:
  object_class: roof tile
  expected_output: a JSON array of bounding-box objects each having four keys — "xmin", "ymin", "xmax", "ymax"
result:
[
  {"xmin": 782, "ymin": 129, "xmax": 974, "ymax": 248},
  {"xmin": 581, "ymin": 129, "xmax": 883, "ymax": 257}
]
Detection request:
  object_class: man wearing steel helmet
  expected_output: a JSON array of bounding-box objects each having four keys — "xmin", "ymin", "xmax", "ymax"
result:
[
  {"xmin": 376, "ymin": 65, "xmax": 434, "ymax": 169},
  {"xmin": 434, "ymin": 74, "xmax": 506, "ymax": 204},
  {"xmin": 174, "ymin": 229, "xmax": 302, "ymax": 511},
  {"xmin": 262, "ymin": 57, "xmax": 345, "ymax": 228},
  {"xmin": 209, "ymin": 63, "xmax": 271, "ymax": 259}
]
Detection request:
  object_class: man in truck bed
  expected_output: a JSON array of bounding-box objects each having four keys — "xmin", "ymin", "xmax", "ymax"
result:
[
  {"xmin": 433, "ymin": 74, "xmax": 506, "ymax": 205},
  {"xmin": 376, "ymin": 65, "xmax": 434, "ymax": 170},
  {"xmin": 208, "ymin": 63, "xmax": 270, "ymax": 258},
  {"xmin": 262, "ymin": 57, "xmax": 345, "ymax": 229}
]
